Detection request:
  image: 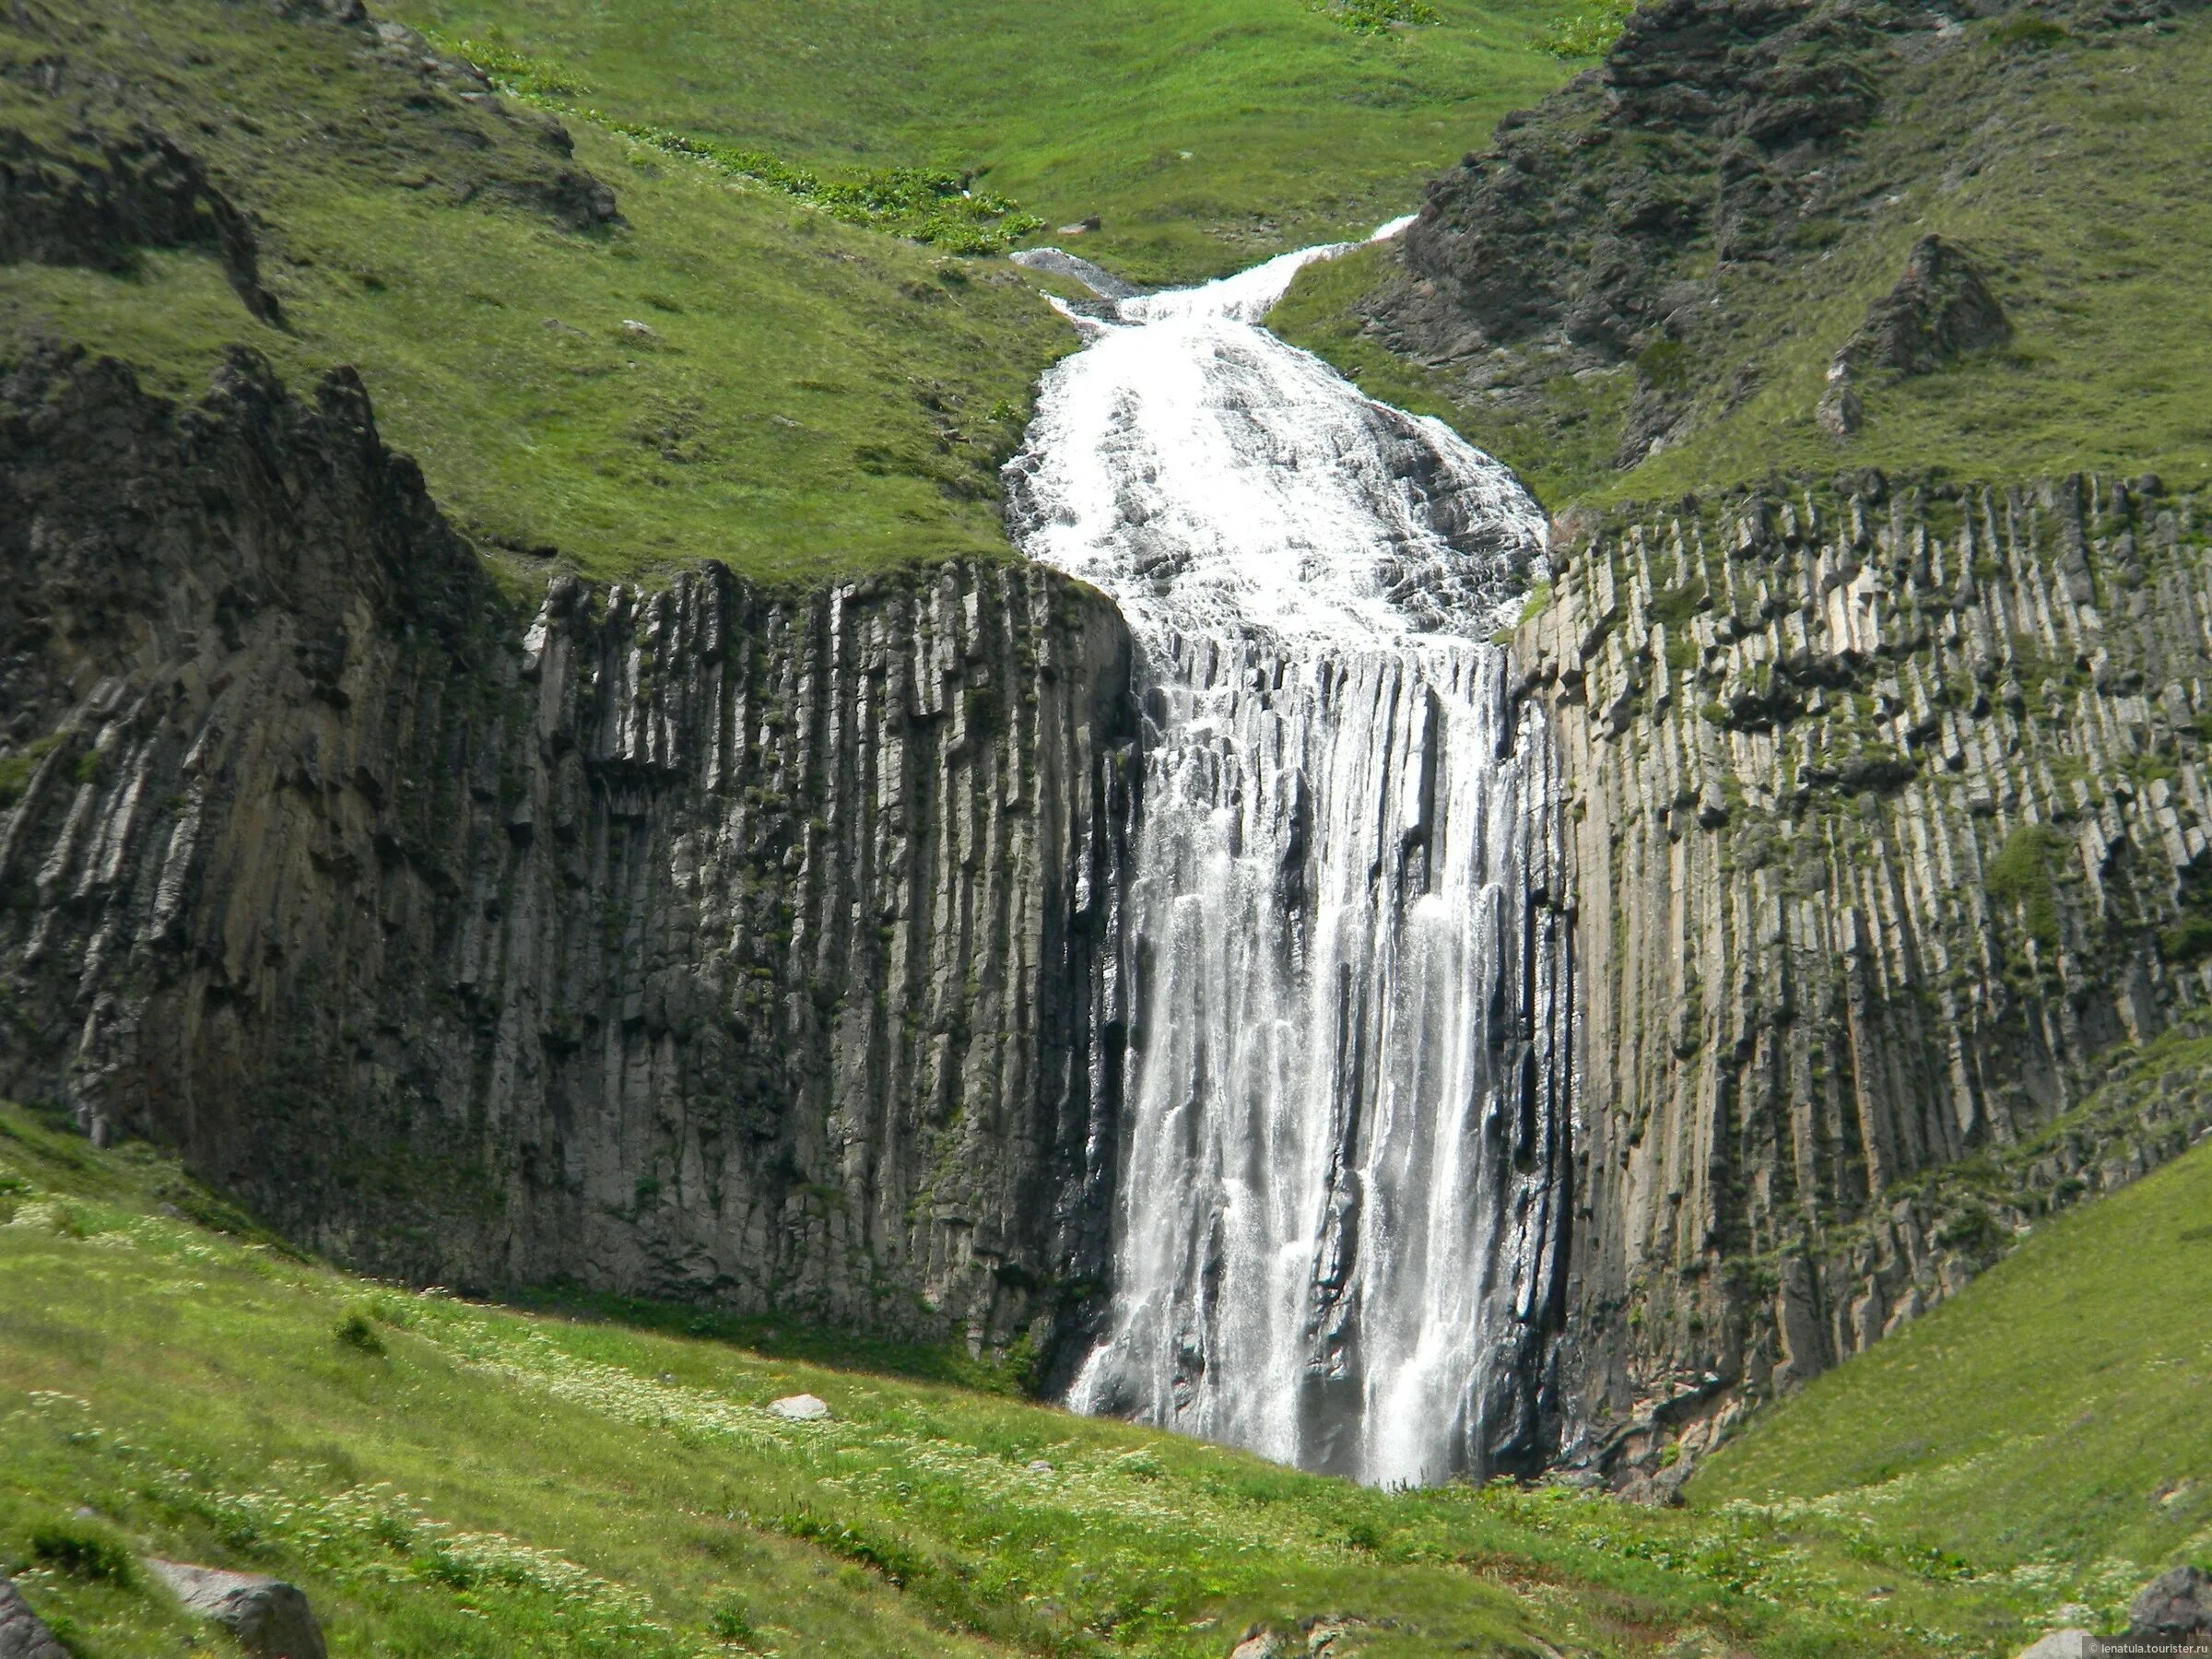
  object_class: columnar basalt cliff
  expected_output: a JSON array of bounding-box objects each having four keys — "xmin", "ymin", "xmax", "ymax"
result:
[
  {"xmin": 0, "ymin": 347, "xmax": 1136, "ymax": 1353},
  {"xmin": 11, "ymin": 346, "xmax": 2212, "ymax": 1498},
  {"xmin": 1516, "ymin": 474, "xmax": 2212, "ymax": 1490}
]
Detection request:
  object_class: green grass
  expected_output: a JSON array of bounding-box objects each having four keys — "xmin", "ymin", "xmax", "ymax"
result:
[
  {"xmin": 1690, "ymin": 1136, "xmax": 2212, "ymax": 1638},
  {"xmin": 0, "ymin": 0, "xmax": 1076, "ymax": 586},
  {"xmin": 1538, "ymin": 0, "xmax": 1634, "ymax": 59},
  {"xmin": 0, "ymin": 0, "xmax": 1585, "ymax": 587},
  {"xmin": 1271, "ymin": 10, "xmax": 2212, "ymax": 507},
  {"xmin": 387, "ymin": 0, "xmax": 1583, "ymax": 286},
  {"xmin": 0, "ymin": 1099, "xmax": 2102, "ymax": 1658}
]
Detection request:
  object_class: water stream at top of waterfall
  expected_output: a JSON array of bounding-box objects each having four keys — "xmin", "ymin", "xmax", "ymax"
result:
[{"xmin": 1004, "ymin": 226, "xmax": 1565, "ymax": 1488}]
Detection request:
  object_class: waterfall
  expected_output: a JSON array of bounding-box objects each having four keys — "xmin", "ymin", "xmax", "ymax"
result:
[{"xmin": 1005, "ymin": 228, "xmax": 1571, "ymax": 1488}]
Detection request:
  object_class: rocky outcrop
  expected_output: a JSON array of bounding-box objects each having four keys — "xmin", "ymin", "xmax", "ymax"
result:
[
  {"xmin": 0, "ymin": 347, "xmax": 1136, "ymax": 1356},
  {"xmin": 147, "ymin": 1560, "xmax": 327, "ymax": 1659},
  {"xmin": 1820, "ymin": 235, "xmax": 2009, "ymax": 435},
  {"xmin": 2012, "ymin": 1567, "xmax": 2212, "ymax": 1655},
  {"xmin": 1359, "ymin": 0, "xmax": 2202, "ymax": 476},
  {"xmin": 1400, "ymin": 0, "xmax": 1905, "ymax": 358},
  {"xmin": 2124, "ymin": 1565, "xmax": 2212, "ymax": 1650},
  {"xmin": 1515, "ymin": 472, "xmax": 2212, "ymax": 1488},
  {"xmin": 0, "ymin": 1576, "xmax": 68, "ymax": 1659},
  {"xmin": 0, "ymin": 127, "xmax": 278, "ymax": 322},
  {"xmin": 1845, "ymin": 235, "xmax": 2011, "ymax": 376},
  {"xmin": 2, "ymin": 0, "xmax": 620, "ymax": 266}
]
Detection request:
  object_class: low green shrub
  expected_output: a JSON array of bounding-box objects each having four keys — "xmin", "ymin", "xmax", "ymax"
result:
[
  {"xmin": 30, "ymin": 1517, "xmax": 136, "ymax": 1585},
  {"xmin": 1541, "ymin": 0, "xmax": 1633, "ymax": 58},
  {"xmin": 1314, "ymin": 0, "xmax": 1441, "ymax": 33},
  {"xmin": 1990, "ymin": 13, "xmax": 2072, "ymax": 51},
  {"xmin": 334, "ymin": 1308, "xmax": 387, "ymax": 1356}
]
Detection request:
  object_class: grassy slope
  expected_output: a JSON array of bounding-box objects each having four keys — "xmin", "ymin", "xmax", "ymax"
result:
[
  {"xmin": 0, "ymin": 0, "xmax": 1585, "ymax": 589},
  {"xmin": 389, "ymin": 0, "xmax": 1579, "ymax": 287},
  {"xmin": 0, "ymin": 0, "xmax": 1072, "ymax": 587},
  {"xmin": 0, "ymin": 1100, "xmax": 2096, "ymax": 1659},
  {"xmin": 1270, "ymin": 11, "xmax": 2212, "ymax": 509},
  {"xmin": 1691, "ymin": 1132, "xmax": 2212, "ymax": 1638}
]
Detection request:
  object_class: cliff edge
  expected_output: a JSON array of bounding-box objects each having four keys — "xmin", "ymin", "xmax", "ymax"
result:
[{"xmin": 0, "ymin": 346, "xmax": 1137, "ymax": 1361}]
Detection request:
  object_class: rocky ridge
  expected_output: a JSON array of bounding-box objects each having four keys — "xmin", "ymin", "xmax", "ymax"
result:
[
  {"xmin": 1515, "ymin": 470, "xmax": 2212, "ymax": 1488},
  {"xmin": 1366, "ymin": 0, "xmax": 2205, "ymax": 477},
  {"xmin": 0, "ymin": 126, "xmax": 280, "ymax": 323},
  {"xmin": 0, "ymin": 347, "xmax": 1135, "ymax": 1357}
]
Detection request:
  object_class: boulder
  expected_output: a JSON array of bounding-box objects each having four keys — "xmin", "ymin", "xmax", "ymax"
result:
[
  {"xmin": 1226, "ymin": 1617, "xmax": 1376, "ymax": 1657},
  {"xmin": 767, "ymin": 1392, "xmax": 831, "ymax": 1421},
  {"xmin": 1815, "ymin": 365, "xmax": 1863, "ymax": 438},
  {"xmin": 0, "ymin": 1575, "xmax": 69, "ymax": 1659},
  {"xmin": 2124, "ymin": 1565, "xmax": 2212, "ymax": 1650},
  {"xmin": 148, "ymin": 1560, "xmax": 327, "ymax": 1659},
  {"xmin": 1849, "ymin": 235, "xmax": 2011, "ymax": 376}
]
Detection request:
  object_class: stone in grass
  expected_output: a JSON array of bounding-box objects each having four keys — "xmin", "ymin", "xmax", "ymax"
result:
[
  {"xmin": 0, "ymin": 1573, "xmax": 71, "ymax": 1659},
  {"xmin": 1228, "ymin": 1616, "xmax": 1375, "ymax": 1658},
  {"xmin": 1229, "ymin": 1628, "xmax": 1288, "ymax": 1659},
  {"xmin": 2124, "ymin": 1565, "xmax": 2212, "ymax": 1648},
  {"xmin": 767, "ymin": 1392, "xmax": 831, "ymax": 1421},
  {"xmin": 1846, "ymin": 234, "xmax": 2012, "ymax": 378},
  {"xmin": 148, "ymin": 1560, "xmax": 327, "ymax": 1659}
]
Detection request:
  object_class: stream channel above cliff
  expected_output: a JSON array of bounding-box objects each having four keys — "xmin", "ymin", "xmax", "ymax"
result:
[{"xmin": 1005, "ymin": 226, "xmax": 1570, "ymax": 1485}]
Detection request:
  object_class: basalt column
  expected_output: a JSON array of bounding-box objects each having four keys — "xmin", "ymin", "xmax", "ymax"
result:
[{"xmin": 0, "ymin": 347, "xmax": 1139, "ymax": 1358}]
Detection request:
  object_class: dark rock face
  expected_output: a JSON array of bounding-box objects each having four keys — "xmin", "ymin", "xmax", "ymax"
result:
[
  {"xmin": 1, "ymin": 1, "xmax": 620, "ymax": 256},
  {"xmin": 147, "ymin": 1561, "xmax": 327, "ymax": 1659},
  {"xmin": 0, "ymin": 1575, "xmax": 68, "ymax": 1659},
  {"xmin": 2125, "ymin": 1565, "xmax": 2212, "ymax": 1649},
  {"xmin": 1397, "ymin": 0, "xmax": 1927, "ymax": 362},
  {"xmin": 1369, "ymin": 0, "xmax": 2203, "ymax": 472},
  {"xmin": 1848, "ymin": 234, "xmax": 2012, "ymax": 374},
  {"xmin": 0, "ymin": 128, "xmax": 278, "ymax": 322},
  {"xmin": 1817, "ymin": 234, "xmax": 2008, "ymax": 433},
  {"xmin": 0, "ymin": 347, "xmax": 1136, "ymax": 1357},
  {"xmin": 1513, "ymin": 475, "xmax": 2212, "ymax": 1488}
]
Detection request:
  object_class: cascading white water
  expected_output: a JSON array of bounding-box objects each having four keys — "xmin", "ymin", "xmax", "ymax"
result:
[{"xmin": 1005, "ymin": 227, "xmax": 1567, "ymax": 1488}]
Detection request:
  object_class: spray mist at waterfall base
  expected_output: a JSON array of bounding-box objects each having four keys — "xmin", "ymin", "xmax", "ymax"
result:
[{"xmin": 1006, "ymin": 226, "xmax": 1573, "ymax": 1488}]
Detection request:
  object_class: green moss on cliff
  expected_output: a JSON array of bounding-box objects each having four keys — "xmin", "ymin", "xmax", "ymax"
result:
[{"xmin": 1986, "ymin": 823, "xmax": 2069, "ymax": 950}]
